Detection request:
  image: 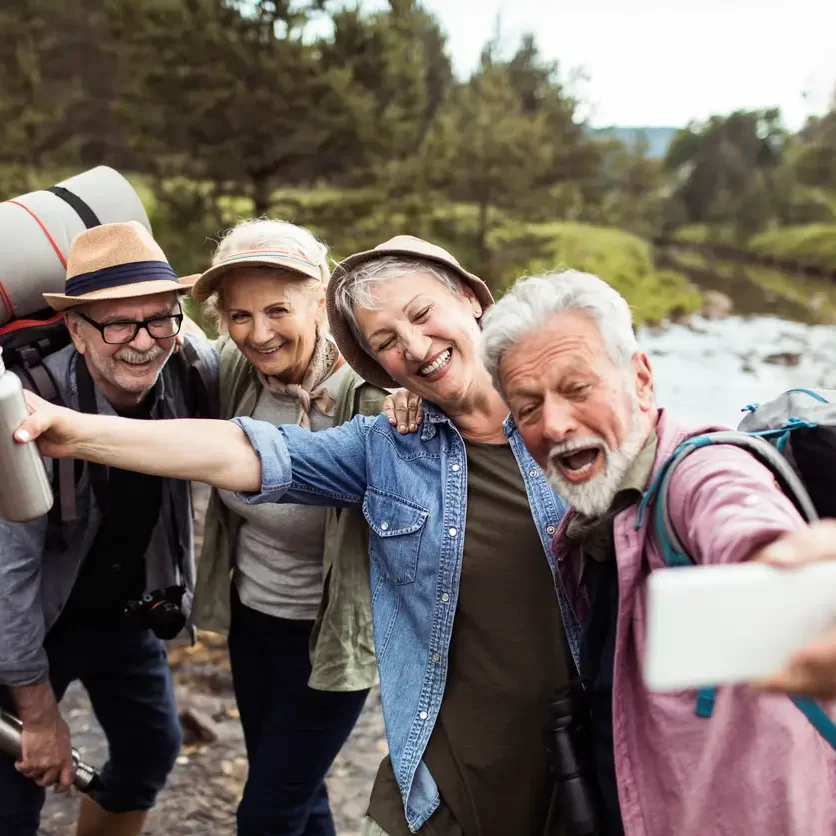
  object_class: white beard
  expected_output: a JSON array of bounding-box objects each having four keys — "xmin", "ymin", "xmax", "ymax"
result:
[{"xmin": 545, "ymin": 398, "xmax": 648, "ymax": 518}]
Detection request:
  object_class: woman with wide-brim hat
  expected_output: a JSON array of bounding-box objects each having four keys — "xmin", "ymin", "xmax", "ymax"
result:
[{"xmin": 16, "ymin": 236, "xmax": 576, "ymax": 836}]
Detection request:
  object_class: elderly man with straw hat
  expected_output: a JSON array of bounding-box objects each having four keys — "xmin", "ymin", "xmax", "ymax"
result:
[{"xmin": 0, "ymin": 221, "xmax": 218, "ymax": 836}]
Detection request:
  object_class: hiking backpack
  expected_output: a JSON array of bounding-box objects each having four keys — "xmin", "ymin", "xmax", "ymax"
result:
[
  {"xmin": 638, "ymin": 387, "xmax": 836, "ymax": 749},
  {"xmin": 0, "ymin": 175, "xmax": 215, "ymax": 529}
]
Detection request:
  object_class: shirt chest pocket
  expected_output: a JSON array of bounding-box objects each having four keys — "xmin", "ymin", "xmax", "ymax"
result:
[{"xmin": 362, "ymin": 488, "xmax": 429, "ymax": 585}]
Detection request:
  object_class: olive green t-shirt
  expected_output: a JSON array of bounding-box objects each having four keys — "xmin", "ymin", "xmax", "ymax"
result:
[{"xmin": 368, "ymin": 440, "xmax": 571, "ymax": 836}]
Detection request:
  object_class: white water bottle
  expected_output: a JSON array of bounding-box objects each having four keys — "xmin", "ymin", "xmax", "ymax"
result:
[{"xmin": 0, "ymin": 347, "xmax": 54, "ymax": 521}]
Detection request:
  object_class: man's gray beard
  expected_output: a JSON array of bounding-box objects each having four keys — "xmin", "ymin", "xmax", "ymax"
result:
[{"xmin": 545, "ymin": 397, "xmax": 648, "ymax": 519}]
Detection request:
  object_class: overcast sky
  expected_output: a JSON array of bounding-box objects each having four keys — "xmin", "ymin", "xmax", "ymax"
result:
[{"xmin": 356, "ymin": 0, "xmax": 836, "ymax": 130}]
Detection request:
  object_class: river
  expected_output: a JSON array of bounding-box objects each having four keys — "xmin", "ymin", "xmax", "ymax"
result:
[
  {"xmin": 641, "ymin": 315, "xmax": 836, "ymax": 426},
  {"xmin": 645, "ymin": 255, "xmax": 836, "ymax": 425}
]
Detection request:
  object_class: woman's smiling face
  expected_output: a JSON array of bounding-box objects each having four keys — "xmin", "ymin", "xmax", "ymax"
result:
[
  {"xmin": 221, "ymin": 268, "xmax": 324, "ymax": 382},
  {"xmin": 353, "ymin": 271, "xmax": 485, "ymax": 409}
]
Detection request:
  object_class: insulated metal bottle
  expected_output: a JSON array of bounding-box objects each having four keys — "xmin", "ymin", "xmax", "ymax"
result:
[
  {"xmin": 0, "ymin": 346, "xmax": 54, "ymax": 522},
  {"xmin": 0, "ymin": 709, "xmax": 105, "ymax": 793}
]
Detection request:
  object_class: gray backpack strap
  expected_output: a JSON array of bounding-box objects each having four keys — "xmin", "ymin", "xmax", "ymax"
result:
[{"xmin": 647, "ymin": 431, "xmax": 820, "ymax": 564}]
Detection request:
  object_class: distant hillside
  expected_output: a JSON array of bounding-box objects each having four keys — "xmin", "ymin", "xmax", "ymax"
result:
[{"xmin": 589, "ymin": 126, "xmax": 680, "ymax": 158}]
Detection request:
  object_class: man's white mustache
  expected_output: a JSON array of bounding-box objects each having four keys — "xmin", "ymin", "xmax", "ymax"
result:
[{"xmin": 114, "ymin": 345, "xmax": 166, "ymax": 364}]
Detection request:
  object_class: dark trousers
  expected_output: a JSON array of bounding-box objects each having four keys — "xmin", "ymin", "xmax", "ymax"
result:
[
  {"xmin": 0, "ymin": 623, "xmax": 182, "ymax": 836},
  {"xmin": 228, "ymin": 590, "xmax": 369, "ymax": 836}
]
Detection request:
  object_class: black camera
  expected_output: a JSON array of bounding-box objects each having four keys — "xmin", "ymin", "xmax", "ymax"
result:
[
  {"xmin": 122, "ymin": 586, "xmax": 186, "ymax": 640},
  {"xmin": 544, "ymin": 678, "xmax": 604, "ymax": 836}
]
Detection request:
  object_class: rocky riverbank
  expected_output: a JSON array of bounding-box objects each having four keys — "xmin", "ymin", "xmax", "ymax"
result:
[{"xmin": 38, "ymin": 312, "xmax": 836, "ymax": 835}]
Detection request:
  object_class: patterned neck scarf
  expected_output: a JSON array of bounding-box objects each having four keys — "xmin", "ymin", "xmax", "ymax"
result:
[{"xmin": 257, "ymin": 329, "xmax": 344, "ymax": 429}]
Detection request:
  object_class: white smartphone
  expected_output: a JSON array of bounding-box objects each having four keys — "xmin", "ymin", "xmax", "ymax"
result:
[{"xmin": 643, "ymin": 561, "xmax": 836, "ymax": 692}]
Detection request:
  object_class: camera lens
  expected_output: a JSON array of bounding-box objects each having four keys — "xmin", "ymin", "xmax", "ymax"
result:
[{"xmin": 148, "ymin": 600, "xmax": 186, "ymax": 640}]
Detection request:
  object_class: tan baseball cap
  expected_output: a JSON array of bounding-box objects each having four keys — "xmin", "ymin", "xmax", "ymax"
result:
[
  {"xmin": 326, "ymin": 235, "xmax": 494, "ymax": 388},
  {"xmin": 190, "ymin": 247, "xmax": 328, "ymax": 303}
]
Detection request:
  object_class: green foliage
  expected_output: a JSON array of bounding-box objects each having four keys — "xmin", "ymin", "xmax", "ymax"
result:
[
  {"xmin": 1, "ymin": 0, "xmax": 835, "ymax": 328},
  {"xmin": 664, "ymin": 110, "xmax": 789, "ymax": 242}
]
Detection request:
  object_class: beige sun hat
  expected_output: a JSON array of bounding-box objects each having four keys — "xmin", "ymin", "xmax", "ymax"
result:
[
  {"xmin": 190, "ymin": 245, "xmax": 328, "ymax": 304},
  {"xmin": 326, "ymin": 235, "xmax": 494, "ymax": 389},
  {"xmin": 42, "ymin": 221, "xmax": 194, "ymax": 312}
]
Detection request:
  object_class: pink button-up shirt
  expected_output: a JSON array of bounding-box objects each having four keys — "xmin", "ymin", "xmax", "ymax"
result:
[{"xmin": 553, "ymin": 409, "xmax": 836, "ymax": 835}]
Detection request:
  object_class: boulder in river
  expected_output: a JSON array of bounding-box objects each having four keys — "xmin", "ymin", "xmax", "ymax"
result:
[
  {"xmin": 763, "ymin": 352, "xmax": 802, "ymax": 367},
  {"xmin": 700, "ymin": 290, "xmax": 733, "ymax": 320}
]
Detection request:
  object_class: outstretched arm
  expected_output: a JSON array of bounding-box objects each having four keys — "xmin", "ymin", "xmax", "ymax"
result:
[
  {"xmin": 14, "ymin": 392, "xmax": 374, "ymax": 506},
  {"xmin": 16, "ymin": 392, "xmax": 261, "ymax": 492}
]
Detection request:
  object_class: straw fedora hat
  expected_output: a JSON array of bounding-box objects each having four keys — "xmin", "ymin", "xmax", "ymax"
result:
[
  {"xmin": 42, "ymin": 221, "xmax": 195, "ymax": 312},
  {"xmin": 326, "ymin": 235, "xmax": 494, "ymax": 389}
]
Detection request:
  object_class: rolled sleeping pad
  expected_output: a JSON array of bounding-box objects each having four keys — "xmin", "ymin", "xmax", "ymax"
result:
[{"xmin": 0, "ymin": 167, "xmax": 152, "ymax": 326}]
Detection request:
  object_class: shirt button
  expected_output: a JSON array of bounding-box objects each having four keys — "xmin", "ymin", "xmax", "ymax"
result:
[
  {"xmin": 742, "ymin": 495, "xmax": 758, "ymax": 507},
  {"xmin": 432, "ymin": 652, "xmax": 441, "ymax": 662},
  {"xmin": 448, "ymin": 527, "xmax": 457, "ymax": 537},
  {"xmin": 381, "ymin": 522, "xmax": 389, "ymax": 531},
  {"xmin": 441, "ymin": 593, "xmax": 450, "ymax": 602},
  {"xmin": 419, "ymin": 711, "xmax": 428, "ymax": 720},
  {"xmin": 547, "ymin": 525, "xmax": 556, "ymax": 535},
  {"xmin": 451, "ymin": 464, "xmax": 460, "ymax": 472},
  {"xmin": 529, "ymin": 469, "xmax": 538, "ymax": 477}
]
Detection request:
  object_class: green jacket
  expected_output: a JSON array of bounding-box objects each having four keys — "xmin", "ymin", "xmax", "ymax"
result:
[{"xmin": 193, "ymin": 336, "xmax": 385, "ymax": 691}]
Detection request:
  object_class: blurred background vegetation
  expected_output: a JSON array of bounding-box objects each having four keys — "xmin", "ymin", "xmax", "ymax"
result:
[{"xmin": 2, "ymin": 0, "xmax": 836, "ymax": 328}]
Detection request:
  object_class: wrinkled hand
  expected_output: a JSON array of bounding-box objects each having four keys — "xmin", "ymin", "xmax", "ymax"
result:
[
  {"xmin": 17, "ymin": 717, "xmax": 75, "ymax": 792},
  {"xmin": 14, "ymin": 391, "xmax": 88, "ymax": 461},
  {"xmin": 755, "ymin": 520, "xmax": 836, "ymax": 700},
  {"xmin": 383, "ymin": 389, "xmax": 423, "ymax": 435}
]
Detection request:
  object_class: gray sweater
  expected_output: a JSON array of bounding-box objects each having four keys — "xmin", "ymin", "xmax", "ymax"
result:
[{"xmin": 218, "ymin": 363, "xmax": 353, "ymax": 621}]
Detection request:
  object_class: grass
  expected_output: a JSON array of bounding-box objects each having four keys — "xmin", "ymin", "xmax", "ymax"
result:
[
  {"xmin": 671, "ymin": 224, "xmax": 739, "ymax": 246},
  {"xmin": 662, "ymin": 247, "xmax": 836, "ymax": 324},
  {"xmin": 747, "ymin": 225, "xmax": 836, "ymax": 272},
  {"xmin": 484, "ymin": 218, "xmax": 703, "ymax": 324}
]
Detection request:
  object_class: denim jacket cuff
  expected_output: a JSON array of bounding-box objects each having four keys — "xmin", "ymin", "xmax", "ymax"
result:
[{"xmin": 231, "ymin": 417, "xmax": 293, "ymax": 504}]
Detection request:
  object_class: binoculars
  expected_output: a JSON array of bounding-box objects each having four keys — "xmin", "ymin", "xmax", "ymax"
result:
[{"xmin": 544, "ymin": 679, "xmax": 605, "ymax": 836}]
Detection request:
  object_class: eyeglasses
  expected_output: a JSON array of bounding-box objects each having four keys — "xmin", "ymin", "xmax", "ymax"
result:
[{"xmin": 76, "ymin": 309, "xmax": 184, "ymax": 345}]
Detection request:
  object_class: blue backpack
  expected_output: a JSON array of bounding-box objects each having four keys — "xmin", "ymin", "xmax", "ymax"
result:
[{"xmin": 636, "ymin": 388, "xmax": 836, "ymax": 749}]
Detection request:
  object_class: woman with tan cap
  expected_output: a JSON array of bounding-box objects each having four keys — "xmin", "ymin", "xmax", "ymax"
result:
[
  {"xmin": 15, "ymin": 236, "xmax": 575, "ymax": 836},
  {"xmin": 186, "ymin": 219, "xmax": 420, "ymax": 836}
]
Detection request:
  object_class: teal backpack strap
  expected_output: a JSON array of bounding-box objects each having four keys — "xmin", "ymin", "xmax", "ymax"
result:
[
  {"xmin": 636, "ymin": 430, "xmax": 836, "ymax": 746},
  {"xmin": 637, "ymin": 433, "xmax": 722, "ymax": 715},
  {"xmin": 793, "ymin": 698, "xmax": 836, "ymax": 748}
]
